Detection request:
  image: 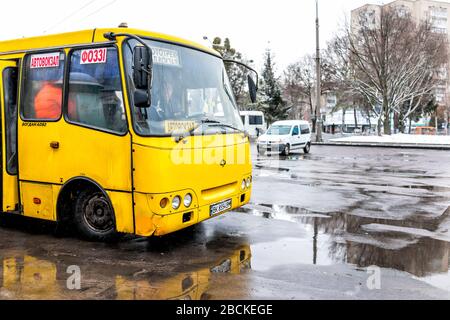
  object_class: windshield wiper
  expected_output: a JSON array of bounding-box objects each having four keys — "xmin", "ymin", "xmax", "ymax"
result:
[
  {"xmin": 208, "ymin": 123, "xmax": 245, "ymax": 134},
  {"xmin": 174, "ymin": 119, "xmax": 246, "ymax": 143},
  {"xmin": 200, "ymin": 118, "xmax": 221, "ymax": 125},
  {"xmin": 197, "ymin": 119, "xmax": 245, "ymax": 134},
  {"xmin": 173, "ymin": 118, "xmax": 219, "ymax": 143}
]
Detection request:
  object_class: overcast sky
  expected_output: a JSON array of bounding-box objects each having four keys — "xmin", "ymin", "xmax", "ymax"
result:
[{"xmin": 0, "ymin": 0, "xmax": 424, "ymax": 73}]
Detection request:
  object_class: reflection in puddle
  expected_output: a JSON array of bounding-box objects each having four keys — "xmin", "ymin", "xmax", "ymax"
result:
[
  {"xmin": 0, "ymin": 245, "xmax": 252, "ymax": 300},
  {"xmin": 252, "ymin": 236, "xmax": 335, "ymax": 271},
  {"xmin": 236, "ymin": 204, "xmax": 331, "ymax": 223},
  {"xmin": 242, "ymin": 203, "xmax": 450, "ymax": 290}
]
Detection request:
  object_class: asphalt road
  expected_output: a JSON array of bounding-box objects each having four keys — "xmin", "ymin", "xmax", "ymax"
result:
[{"xmin": 1, "ymin": 145, "xmax": 450, "ymax": 300}]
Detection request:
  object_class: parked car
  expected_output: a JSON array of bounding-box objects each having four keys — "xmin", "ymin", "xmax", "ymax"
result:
[
  {"xmin": 240, "ymin": 111, "xmax": 267, "ymax": 138},
  {"xmin": 256, "ymin": 120, "xmax": 312, "ymax": 156}
]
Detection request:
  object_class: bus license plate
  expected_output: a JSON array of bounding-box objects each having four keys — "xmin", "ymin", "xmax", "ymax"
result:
[{"xmin": 210, "ymin": 199, "xmax": 232, "ymax": 216}]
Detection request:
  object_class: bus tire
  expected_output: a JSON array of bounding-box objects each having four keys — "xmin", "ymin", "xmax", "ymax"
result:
[{"xmin": 73, "ymin": 189, "xmax": 117, "ymax": 242}]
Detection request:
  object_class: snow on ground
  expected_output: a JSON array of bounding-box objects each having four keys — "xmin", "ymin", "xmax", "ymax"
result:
[{"xmin": 330, "ymin": 134, "xmax": 450, "ymax": 145}]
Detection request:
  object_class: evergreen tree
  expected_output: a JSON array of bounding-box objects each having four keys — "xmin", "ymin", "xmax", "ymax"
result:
[
  {"xmin": 259, "ymin": 48, "xmax": 290, "ymax": 124},
  {"xmin": 212, "ymin": 37, "xmax": 249, "ymax": 107}
]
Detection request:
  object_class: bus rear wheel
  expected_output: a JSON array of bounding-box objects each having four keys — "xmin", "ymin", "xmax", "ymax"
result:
[{"xmin": 74, "ymin": 189, "xmax": 117, "ymax": 242}]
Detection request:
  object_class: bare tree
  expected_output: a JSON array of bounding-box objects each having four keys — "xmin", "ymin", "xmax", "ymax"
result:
[
  {"xmin": 283, "ymin": 55, "xmax": 333, "ymax": 132},
  {"xmin": 329, "ymin": 8, "xmax": 448, "ymax": 135},
  {"xmin": 283, "ymin": 56, "xmax": 315, "ymax": 127},
  {"xmin": 213, "ymin": 37, "xmax": 252, "ymax": 108}
]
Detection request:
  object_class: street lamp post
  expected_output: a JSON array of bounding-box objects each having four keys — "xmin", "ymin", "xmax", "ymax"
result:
[{"xmin": 315, "ymin": 0, "xmax": 323, "ymax": 142}]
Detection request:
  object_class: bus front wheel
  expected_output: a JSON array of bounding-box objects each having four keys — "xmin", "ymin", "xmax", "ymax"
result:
[{"xmin": 74, "ymin": 189, "xmax": 117, "ymax": 242}]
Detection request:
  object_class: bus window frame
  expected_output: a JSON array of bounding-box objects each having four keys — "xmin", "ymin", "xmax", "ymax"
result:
[
  {"xmin": 19, "ymin": 49, "xmax": 67, "ymax": 123},
  {"xmin": 63, "ymin": 44, "xmax": 129, "ymax": 137}
]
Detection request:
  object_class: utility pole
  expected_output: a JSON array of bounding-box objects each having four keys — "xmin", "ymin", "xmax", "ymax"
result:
[{"xmin": 315, "ymin": 0, "xmax": 323, "ymax": 142}]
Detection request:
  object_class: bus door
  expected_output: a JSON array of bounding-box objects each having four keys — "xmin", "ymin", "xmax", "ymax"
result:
[{"xmin": 0, "ymin": 60, "xmax": 19, "ymax": 213}]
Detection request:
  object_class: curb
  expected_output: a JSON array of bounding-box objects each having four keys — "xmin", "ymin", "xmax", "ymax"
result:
[{"xmin": 312, "ymin": 142, "xmax": 450, "ymax": 151}]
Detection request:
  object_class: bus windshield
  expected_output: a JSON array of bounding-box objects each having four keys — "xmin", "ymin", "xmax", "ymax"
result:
[{"xmin": 124, "ymin": 39, "xmax": 244, "ymax": 136}]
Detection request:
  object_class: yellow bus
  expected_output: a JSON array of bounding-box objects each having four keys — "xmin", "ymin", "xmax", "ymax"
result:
[{"xmin": 0, "ymin": 27, "xmax": 255, "ymax": 241}]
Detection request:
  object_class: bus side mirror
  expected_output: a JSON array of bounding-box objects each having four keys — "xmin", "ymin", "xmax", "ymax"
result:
[
  {"xmin": 133, "ymin": 46, "xmax": 153, "ymax": 108},
  {"xmin": 223, "ymin": 60, "xmax": 259, "ymax": 104},
  {"xmin": 248, "ymin": 75, "xmax": 257, "ymax": 104}
]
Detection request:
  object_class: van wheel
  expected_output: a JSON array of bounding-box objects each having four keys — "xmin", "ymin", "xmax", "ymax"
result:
[
  {"xmin": 74, "ymin": 189, "xmax": 117, "ymax": 242},
  {"xmin": 281, "ymin": 144, "xmax": 290, "ymax": 156},
  {"xmin": 304, "ymin": 143, "xmax": 311, "ymax": 154}
]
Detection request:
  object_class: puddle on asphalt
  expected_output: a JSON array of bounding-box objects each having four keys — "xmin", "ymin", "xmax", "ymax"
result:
[
  {"xmin": 0, "ymin": 242, "xmax": 253, "ymax": 300},
  {"xmin": 240, "ymin": 203, "xmax": 450, "ymax": 291},
  {"xmin": 251, "ymin": 236, "xmax": 336, "ymax": 271},
  {"xmin": 1, "ymin": 203, "xmax": 450, "ymax": 298}
]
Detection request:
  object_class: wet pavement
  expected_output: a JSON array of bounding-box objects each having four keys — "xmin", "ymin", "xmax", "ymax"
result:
[{"xmin": 1, "ymin": 145, "xmax": 450, "ymax": 299}]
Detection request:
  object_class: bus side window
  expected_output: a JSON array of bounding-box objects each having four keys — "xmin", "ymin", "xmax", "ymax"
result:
[
  {"xmin": 67, "ymin": 48, "xmax": 127, "ymax": 134},
  {"xmin": 3, "ymin": 67, "xmax": 18, "ymax": 174},
  {"xmin": 22, "ymin": 52, "xmax": 65, "ymax": 121}
]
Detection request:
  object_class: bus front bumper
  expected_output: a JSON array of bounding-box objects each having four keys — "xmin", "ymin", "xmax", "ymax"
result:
[{"xmin": 150, "ymin": 190, "xmax": 251, "ymax": 237}]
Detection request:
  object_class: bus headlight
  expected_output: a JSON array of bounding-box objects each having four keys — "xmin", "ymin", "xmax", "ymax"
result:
[
  {"xmin": 241, "ymin": 180, "xmax": 246, "ymax": 191},
  {"xmin": 172, "ymin": 196, "xmax": 181, "ymax": 210},
  {"xmin": 184, "ymin": 194, "xmax": 193, "ymax": 208},
  {"xmin": 246, "ymin": 178, "xmax": 251, "ymax": 188}
]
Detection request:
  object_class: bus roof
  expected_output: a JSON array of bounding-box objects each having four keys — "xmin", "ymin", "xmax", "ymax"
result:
[{"xmin": 0, "ymin": 28, "xmax": 220, "ymax": 57}]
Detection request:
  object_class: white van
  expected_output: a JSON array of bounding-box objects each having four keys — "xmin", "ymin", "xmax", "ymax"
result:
[
  {"xmin": 256, "ymin": 120, "xmax": 312, "ymax": 156},
  {"xmin": 240, "ymin": 111, "xmax": 267, "ymax": 138}
]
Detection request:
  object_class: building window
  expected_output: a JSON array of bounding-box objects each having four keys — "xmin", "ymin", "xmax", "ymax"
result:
[
  {"xmin": 326, "ymin": 94, "xmax": 337, "ymax": 107},
  {"xmin": 435, "ymin": 86, "xmax": 446, "ymax": 103},
  {"xmin": 430, "ymin": 6, "xmax": 448, "ymax": 33},
  {"xmin": 395, "ymin": 5, "xmax": 410, "ymax": 18},
  {"xmin": 359, "ymin": 10, "xmax": 377, "ymax": 28}
]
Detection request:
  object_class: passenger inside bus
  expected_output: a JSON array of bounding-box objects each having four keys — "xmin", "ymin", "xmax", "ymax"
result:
[{"xmin": 34, "ymin": 80, "xmax": 76, "ymax": 120}]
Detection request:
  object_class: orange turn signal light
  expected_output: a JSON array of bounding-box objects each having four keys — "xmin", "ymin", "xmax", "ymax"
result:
[
  {"xmin": 160, "ymin": 198, "xmax": 169, "ymax": 209},
  {"xmin": 33, "ymin": 198, "xmax": 42, "ymax": 205}
]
